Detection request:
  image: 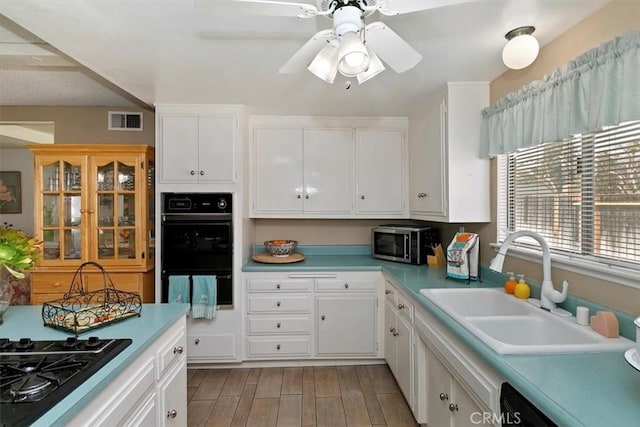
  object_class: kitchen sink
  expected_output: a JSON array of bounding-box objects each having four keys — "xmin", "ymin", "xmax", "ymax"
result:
[{"xmin": 420, "ymin": 288, "xmax": 634, "ymax": 354}]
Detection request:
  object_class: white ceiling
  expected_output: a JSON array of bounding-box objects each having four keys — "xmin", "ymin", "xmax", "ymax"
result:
[{"xmin": 0, "ymin": 0, "xmax": 614, "ymax": 116}]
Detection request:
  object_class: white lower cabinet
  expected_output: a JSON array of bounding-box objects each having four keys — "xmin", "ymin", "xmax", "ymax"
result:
[
  {"xmin": 187, "ymin": 312, "xmax": 241, "ymax": 362},
  {"xmin": 243, "ymin": 271, "xmax": 383, "ymax": 360},
  {"xmin": 427, "ymin": 345, "xmax": 485, "ymax": 427},
  {"xmin": 68, "ymin": 316, "xmax": 187, "ymax": 427}
]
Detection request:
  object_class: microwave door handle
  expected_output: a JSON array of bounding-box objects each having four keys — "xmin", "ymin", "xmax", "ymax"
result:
[{"xmin": 404, "ymin": 235, "xmax": 409, "ymax": 260}]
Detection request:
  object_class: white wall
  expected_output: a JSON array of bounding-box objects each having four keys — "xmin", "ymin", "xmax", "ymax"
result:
[{"xmin": 0, "ymin": 146, "xmax": 34, "ymax": 234}]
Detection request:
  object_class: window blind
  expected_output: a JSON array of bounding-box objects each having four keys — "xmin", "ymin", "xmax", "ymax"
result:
[{"xmin": 498, "ymin": 120, "xmax": 640, "ymax": 267}]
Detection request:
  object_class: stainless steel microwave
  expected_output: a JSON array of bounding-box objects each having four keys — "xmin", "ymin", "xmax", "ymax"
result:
[{"xmin": 371, "ymin": 225, "xmax": 439, "ymax": 265}]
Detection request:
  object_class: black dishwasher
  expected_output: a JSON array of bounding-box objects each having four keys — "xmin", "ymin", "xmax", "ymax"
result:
[{"xmin": 500, "ymin": 383, "xmax": 557, "ymax": 426}]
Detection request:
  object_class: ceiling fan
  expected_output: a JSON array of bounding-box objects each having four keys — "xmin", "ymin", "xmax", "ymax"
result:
[{"xmin": 213, "ymin": 0, "xmax": 474, "ymax": 84}]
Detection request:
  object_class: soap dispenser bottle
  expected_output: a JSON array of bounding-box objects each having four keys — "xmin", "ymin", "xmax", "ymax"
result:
[
  {"xmin": 504, "ymin": 272, "xmax": 517, "ymax": 294},
  {"xmin": 514, "ymin": 274, "xmax": 531, "ymax": 299}
]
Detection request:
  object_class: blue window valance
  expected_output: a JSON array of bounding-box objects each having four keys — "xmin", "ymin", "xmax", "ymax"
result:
[{"xmin": 480, "ymin": 29, "xmax": 640, "ymax": 158}]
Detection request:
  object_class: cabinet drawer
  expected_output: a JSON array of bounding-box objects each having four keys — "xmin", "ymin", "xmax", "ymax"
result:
[
  {"xmin": 31, "ymin": 273, "xmax": 75, "ymax": 294},
  {"xmin": 316, "ymin": 278, "xmax": 376, "ymax": 292},
  {"xmin": 187, "ymin": 333, "xmax": 237, "ymax": 360},
  {"xmin": 247, "ymin": 279, "xmax": 312, "ymax": 292},
  {"xmin": 157, "ymin": 328, "xmax": 187, "ymax": 379},
  {"xmin": 247, "ymin": 315, "xmax": 311, "ymax": 335},
  {"xmin": 247, "ymin": 295, "xmax": 312, "ymax": 313},
  {"xmin": 87, "ymin": 273, "xmax": 141, "ymax": 293},
  {"xmin": 246, "ymin": 337, "xmax": 311, "ymax": 357},
  {"xmin": 397, "ymin": 293, "xmax": 414, "ymax": 323}
]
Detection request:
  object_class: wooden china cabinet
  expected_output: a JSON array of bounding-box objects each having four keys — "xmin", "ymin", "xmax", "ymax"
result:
[{"xmin": 28, "ymin": 144, "xmax": 155, "ymax": 304}]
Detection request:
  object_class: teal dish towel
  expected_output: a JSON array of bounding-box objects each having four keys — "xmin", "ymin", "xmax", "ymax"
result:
[
  {"xmin": 192, "ymin": 275, "xmax": 217, "ymax": 319},
  {"xmin": 168, "ymin": 276, "xmax": 190, "ymax": 304}
]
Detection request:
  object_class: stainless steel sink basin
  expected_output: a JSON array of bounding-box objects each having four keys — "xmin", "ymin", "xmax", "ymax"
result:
[{"xmin": 420, "ymin": 288, "xmax": 634, "ymax": 355}]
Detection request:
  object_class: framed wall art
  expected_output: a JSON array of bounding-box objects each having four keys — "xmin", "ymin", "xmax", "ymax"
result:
[{"xmin": 0, "ymin": 171, "xmax": 22, "ymax": 214}]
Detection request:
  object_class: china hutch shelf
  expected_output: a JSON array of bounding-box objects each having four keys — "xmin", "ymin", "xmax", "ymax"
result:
[{"xmin": 29, "ymin": 144, "xmax": 155, "ymax": 304}]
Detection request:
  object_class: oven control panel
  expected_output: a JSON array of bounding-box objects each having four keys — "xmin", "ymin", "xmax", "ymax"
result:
[{"xmin": 162, "ymin": 192, "xmax": 232, "ymax": 214}]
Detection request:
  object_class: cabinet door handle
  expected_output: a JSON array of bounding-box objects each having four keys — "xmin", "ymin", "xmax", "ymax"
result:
[
  {"xmin": 397, "ymin": 303, "xmax": 405, "ymax": 310},
  {"xmin": 361, "ymin": 195, "xmax": 365, "ymax": 200},
  {"xmin": 439, "ymin": 392, "xmax": 449, "ymax": 401},
  {"xmin": 305, "ymin": 194, "xmax": 309, "ymax": 199},
  {"xmin": 276, "ymin": 344, "xmax": 281, "ymax": 350},
  {"xmin": 297, "ymin": 194, "xmax": 301, "ymax": 199},
  {"xmin": 194, "ymin": 339, "xmax": 200, "ymax": 345},
  {"xmin": 199, "ymin": 170, "xmax": 204, "ymax": 176},
  {"xmin": 276, "ymin": 322, "xmax": 281, "ymax": 328},
  {"xmin": 449, "ymin": 403, "xmax": 459, "ymax": 412},
  {"xmin": 389, "ymin": 327, "xmax": 396, "ymax": 333},
  {"xmin": 167, "ymin": 410, "xmax": 177, "ymax": 418},
  {"xmin": 190, "ymin": 170, "xmax": 196, "ymax": 175},
  {"xmin": 276, "ymin": 283, "xmax": 281, "ymax": 289},
  {"xmin": 385, "ymin": 289, "xmax": 391, "ymax": 295},
  {"xmin": 392, "ymin": 331, "xmax": 399, "ymax": 337},
  {"xmin": 321, "ymin": 315, "xmax": 326, "ymax": 321},
  {"xmin": 344, "ymin": 283, "xmax": 349, "ymax": 289},
  {"xmin": 173, "ymin": 346, "xmax": 184, "ymax": 354},
  {"xmin": 276, "ymin": 301, "xmax": 281, "ymax": 307}
]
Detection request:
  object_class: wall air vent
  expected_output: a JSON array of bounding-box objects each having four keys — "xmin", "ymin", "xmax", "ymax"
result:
[{"xmin": 108, "ymin": 111, "xmax": 143, "ymax": 131}]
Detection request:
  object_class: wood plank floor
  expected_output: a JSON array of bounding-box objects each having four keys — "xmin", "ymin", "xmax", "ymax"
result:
[{"xmin": 187, "ymin": 365, "xmax": 418, "ymax": 427}]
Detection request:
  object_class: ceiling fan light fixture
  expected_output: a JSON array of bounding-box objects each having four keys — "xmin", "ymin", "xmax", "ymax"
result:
[
  {"xmin": 502, "ymin": 26, "xmax": 539, "ymax": 70},
  {"xmin": 356, "ymin": 46, "xmax": 385, "ymax": 84},
  {"xmin": 308, "ymin": 43, "xmax": 339, "ymax": 83},
  {"xmin": 338, "ymin": 31, "xmax": 370, "ymax": 77}
]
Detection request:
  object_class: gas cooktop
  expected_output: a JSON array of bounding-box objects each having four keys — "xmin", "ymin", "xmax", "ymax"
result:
[{"xmin": 0, "ymin": 337, "xmax": 131, "ymax": 427}]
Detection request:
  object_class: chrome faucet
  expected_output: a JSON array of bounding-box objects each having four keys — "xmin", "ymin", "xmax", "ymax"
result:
[{"xmin": 489, "ymin": 230, "xmax": 569, "ymax": 312}]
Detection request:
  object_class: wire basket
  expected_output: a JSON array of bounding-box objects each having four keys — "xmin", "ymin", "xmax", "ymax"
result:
[{"xmin": 41, "ymin": 261, "xmax": 142, "ymax": 335}]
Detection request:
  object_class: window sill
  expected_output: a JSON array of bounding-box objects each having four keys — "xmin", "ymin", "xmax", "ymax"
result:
[{"xmin": 489, "ymin": 243, "xmax": 640, "ymax": 291}]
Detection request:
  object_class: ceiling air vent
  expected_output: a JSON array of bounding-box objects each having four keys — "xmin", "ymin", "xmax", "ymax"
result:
[{"xmin": 108, "ymin": 111, "xmax": 143, "ymax": 131}]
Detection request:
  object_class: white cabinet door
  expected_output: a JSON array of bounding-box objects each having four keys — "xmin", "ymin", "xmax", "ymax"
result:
[
  {"xmin": 427, "ymin": 345, "xmax": 453, "ymax": 427},
  {"xmin": 159, "ymin": 359, "xmax": 187, "ymax": 427},
  {"xmin": 356, "ymin": 129, "xmax": 405, "ymax": 215},
  {"xmin": 254, "ymin": 127, "xmax": 304, "ymax": 213},
  {"xmin": 316, "ymin": 295, "xmax": 377, "ymax": 355},
  {"xmin": 303, "ymin": 128, "xmax": 352, "ymax": 214},
  {"xmin": 395, "ymin": 312, "xmax": 413, "ymax": 407},
  {"xmin": 160, "ymin": 115, "xmax": 199, "ymax": 182},
  {"xmin": 198, "ymin": 115, "xmax": 237, "ymax": 182}
]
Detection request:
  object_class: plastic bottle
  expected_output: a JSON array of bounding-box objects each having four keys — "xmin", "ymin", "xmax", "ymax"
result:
[
  {"xmin": 514, "ymin": 274, "xmax": 531, "ymax": 299},
  {"xmin": 504, "ymin": 272, "xmax": 517, "ymax": 294}
]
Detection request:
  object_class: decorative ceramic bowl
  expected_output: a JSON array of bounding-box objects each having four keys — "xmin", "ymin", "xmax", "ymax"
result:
[{"xmin": 264, "ymin": 240, "xmax": 297, "ymax": 257}]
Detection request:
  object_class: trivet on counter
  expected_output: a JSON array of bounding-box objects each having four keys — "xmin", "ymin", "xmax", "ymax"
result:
[{"xmin": 252, "ymin": 252, "xmax": 305, "ymax": 264}]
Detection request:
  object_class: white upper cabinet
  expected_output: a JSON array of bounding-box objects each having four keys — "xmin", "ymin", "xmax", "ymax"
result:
[
  {"xmin": 156, "ymin": 104, "xmax": 243, "ymax": 185},
  {"xmin": 250, "ymin": 116, "xmax": 408, "ymax": 218},
  {"xmin": 409, "ymin": 83, "xmax": 490, "ymax": 222},
  {"xmin": 356, "ymin": 129, "xmax": 406, "ymax": 215}
]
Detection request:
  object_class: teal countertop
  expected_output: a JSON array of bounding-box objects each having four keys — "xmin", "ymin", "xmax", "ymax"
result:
[
  {"xmin": 244, "ymin": 246, "xmax": 640, "ymax": 427},
  {"xmin": 0, "ymin": 303, "xmax": 190, "ymax": 426}
]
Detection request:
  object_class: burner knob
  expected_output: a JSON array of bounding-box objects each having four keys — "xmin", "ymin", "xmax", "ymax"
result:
[
  {"xmin": 86, "ymin": 336, "xmax": 102, "ymax": 348},
  {"xmin": 17, "ymin": 338, "xmax": 34, "ymax": 349},
  {"xmin": 64, "ymin": 337, "xmax": 79, "ymax": 348},
  {"xmin": 217, "ymin": 198, "xmax": 227, "ymax": 210},
  {"xmin": 0, "ymin": 338, "xmax": 12, "ymax": 350}
]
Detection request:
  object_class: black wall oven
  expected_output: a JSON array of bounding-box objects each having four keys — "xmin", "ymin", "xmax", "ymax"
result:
[{"xmin": 161, "ymin": 192, "xmax": 233, "ymax": 307}]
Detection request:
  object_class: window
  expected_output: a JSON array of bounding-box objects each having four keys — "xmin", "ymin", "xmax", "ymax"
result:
[{"xmin": 497, "ymin": 120, "xmax": 640, "ymax": 271}]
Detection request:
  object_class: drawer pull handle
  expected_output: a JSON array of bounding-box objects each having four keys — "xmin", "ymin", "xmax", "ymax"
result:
[
  {"xmin": 276, "ymin": 301, "xmax": 281, "ymax": 307},
  {"xmin": 167, "ymin": 409, "xmax": 177, "ymax": 418},
  {"xmin": 276, "ymin": 284, "xmax": 281, "ymax": 289},
  {"xmin": 194, "ymin": 339, "xmax": 200, "ymax": 345},
  {"xmin": 276, "ymin": 344, "xmax": 281, "ymax": 350},
  {"xmin": 297, "ymin": 194, "xmax": 301, "ymax": 199},
  {"xmin": 439, "ymin": 392, "xmax": 449, "ymax": 401},
  {"xmin": 199, "ymin": 170, "xmax": 204, "ymax": 176},
  {"xmin": 53, "ymin": 282, "xmax": 62, "ymax": 287},
  {"xmin": 389, "ymin": 327, "xmax": 396, "ymax": 333},
  {"xmin": 397, "ymin": 303, "xmax": 405, "ymax": 310},
  {"xmin": 344, "ymin": 283, "xmax": 349, "ymax": 289},
  {"xmin": 449, "ymin": 403, "xmax": 459, "ymax": 413},
  {"xmin": 276, "ymin": 323, "xmax": 281, "ymax": 328},
  {"xmin": 190, "ymin": 170, "xmax": 196, "ymax": 176},
  {"xmin": 392, "ymin": 331, "xmax": 399, "ymax": 337},
  {"xmin": 173, "ymin": 346, "xmax": 184, "ymax": 354},
  {"xmin": 385, "ymin": 289, "xmax": 391, "ymax": 295},
  {"xmin": 321, "ymin": 315, "xmax": 326, "ymax": 321}
]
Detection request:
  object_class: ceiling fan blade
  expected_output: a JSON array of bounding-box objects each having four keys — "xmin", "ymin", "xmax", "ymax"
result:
[
  {"xmin": 375, "ymin": 0, "xmax": 475, "ymax": 16},
  {"xmin": 365, "ymin": 22, "xmax": 422, "ymax": 73},
  {"xmin": 196, "ymin": 0, "xmax": 319, "ymax": 18},
  {"xmin": 279, "ymin": 29, "xmax": 334, "ymax": 74}
]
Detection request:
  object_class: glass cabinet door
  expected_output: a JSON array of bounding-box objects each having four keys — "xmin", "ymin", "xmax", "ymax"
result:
[
  {"xmin": 93, "ymin": 157, "xmax": 138, "ymax": 264},
  {"xmin": 39, "ymin": 157, "xmax": 85, "ymax": 264}
]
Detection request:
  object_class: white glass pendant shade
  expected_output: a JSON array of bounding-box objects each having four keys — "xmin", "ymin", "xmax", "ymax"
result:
[
  {"xmin": 502, "ymin": 26, "xmax": 539, "ymax": 70},
  {"xmin": 308, "ymin": 43, "xmax": 339, "ymax": 83},
  {"xmin": 338, "ymin": 31, "xmax": 370, "ymax": 77},
  {"xmin": 357, "ymin": 46, "xmax": 385, "ymax": 84}
]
